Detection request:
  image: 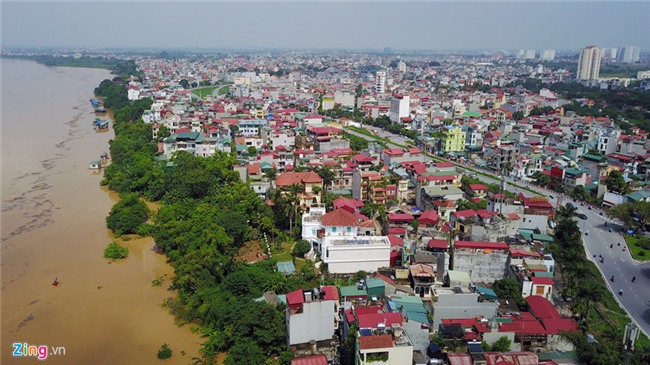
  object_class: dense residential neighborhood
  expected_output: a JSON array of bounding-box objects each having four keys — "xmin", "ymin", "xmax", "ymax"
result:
[
  {"xmin": 102, "ymin": 49, "xmax": 650, "ymax": 365},
  {"xmin": 9, "ymin": 46, "xmax": 648, "ymax": 364},
  {"xmin": 80, "ymin": 49, "xmax": 646, "ymax": 365}
]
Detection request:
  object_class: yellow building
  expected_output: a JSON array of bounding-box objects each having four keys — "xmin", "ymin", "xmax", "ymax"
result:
[{"xmin": 443, "ymin": 123, "xmax": 467, "ymax": 152}]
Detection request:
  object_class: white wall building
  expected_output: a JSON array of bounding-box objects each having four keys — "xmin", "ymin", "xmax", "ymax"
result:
[
  {"xmin": 375, "ymin": 71, "xmax": 386, "ymax": 94},
  {"xmin": 576, "ymin": 45, "xmax": 602, "ymax": 80},
  {"xmin": 302, "ymin": 207, "xmax": 391, "ymax": 273},
  {"xmin": 286, "ymin": 287, "xmax": 339, "ymax": 346},
  {"xmin": 540, "ymin": 49, "xmax": 556, "ymax": 61},
  {"xmin": 389, "ymin": 95, "xmax": 410, "ymax": 124}
]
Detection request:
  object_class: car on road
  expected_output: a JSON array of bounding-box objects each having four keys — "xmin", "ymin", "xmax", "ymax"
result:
[{"xmin": 577, "ymin": 213, "xmax": 588, "ymax": 220}]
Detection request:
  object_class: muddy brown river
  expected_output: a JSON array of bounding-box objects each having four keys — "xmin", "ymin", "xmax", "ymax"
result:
[{"xmin": 1, "ymin": 59, "xmax": 200, "ymax": 364}]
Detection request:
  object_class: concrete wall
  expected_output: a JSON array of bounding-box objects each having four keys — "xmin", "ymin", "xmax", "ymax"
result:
[
  {"xmin": 324, "ymin": 237, "xmax": 391, "ymax": 273},
  {"xmin": 432, "ymin": 294, "xmax": 499, "ymax": 330},
  {"xmin": 453, "ymin": 251, "xmax": 508, "ymax": 283},
  {"xmin": 521, "ymin": 214, "xmax": 548, "ymax": 232},
  {"xmin": 288, "ymin": 300, "xmax": 336, "ymax": 345}
]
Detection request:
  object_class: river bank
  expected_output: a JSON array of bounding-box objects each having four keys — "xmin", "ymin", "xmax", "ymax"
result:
[{"xmin": 1, "ymin": 59, "xmax": 200, "ymax": 364}]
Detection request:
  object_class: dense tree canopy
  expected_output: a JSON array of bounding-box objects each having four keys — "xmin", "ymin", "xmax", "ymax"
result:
[{"xmin": 105, "ymin": 193, "xmax": 150, "ymax": 235}]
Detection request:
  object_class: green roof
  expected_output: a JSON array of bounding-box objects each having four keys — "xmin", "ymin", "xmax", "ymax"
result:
[
  {"xmin": 462, "ymin": 111, "xmax": 481, "ymax": 117},
  {"xmin": 276, "ymin": 261, "xmax": 295, "ymax": 274},
  {"xmin": 340, "ymin": 285, "xmax": 367, "ymax": 297},
  {"xmin": 366, "ymin": 278, "xmax": 384, "ymax": 289},
  {"xmin": 533, "ymin": 272, "xmax": 554, "ymax": 278},
  {"xmin": 475, "ymin": 285, "xmax": 497, "ymax": 300},
  {"xmin": 583, "ymin": 153, "xmax": 606, "ymax": 162},
  {"xmin": 532, "ymin": 234, "xmax": 554, "ymax": 242},
  {"xmin": 625, "ymin": 190, "xmax": 650, "ymax": 201}
]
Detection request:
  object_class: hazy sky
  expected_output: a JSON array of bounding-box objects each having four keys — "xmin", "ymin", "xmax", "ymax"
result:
[{"xmin": 2, "ymin": 1, "xmax": 649, "ymax": 51}]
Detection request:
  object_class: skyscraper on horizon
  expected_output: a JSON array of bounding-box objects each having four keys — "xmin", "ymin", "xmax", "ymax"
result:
[
  {"xmin": 576, "ymin": 45, "xmax": 602, "ymax": 81},
  {"xmin": 541, "ymin": 49, "xmax": 556, "ymax": 61},
  {"xmin": 618, "ymin": 46, "xmax": 641, "ymax": 63}
]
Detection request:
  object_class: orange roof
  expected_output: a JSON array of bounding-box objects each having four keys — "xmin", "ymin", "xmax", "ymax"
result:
[
  {"xmin": 275, "ymin": 171, "xmax": 322, "ymax": 186},
  {"xmin": 321, "ymin": 208, "xmax": 359, "ymax": 227},
  {"xmin": 358, "ymin": 334, "xmax": 393, "ymax": 350}
]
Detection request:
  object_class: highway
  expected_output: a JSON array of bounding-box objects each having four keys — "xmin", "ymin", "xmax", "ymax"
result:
[{"xmin": 346, "ymin": 125, "xmax": 650, "ymax": 337}]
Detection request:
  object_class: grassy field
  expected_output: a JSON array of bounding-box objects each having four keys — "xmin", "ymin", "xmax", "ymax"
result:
[
  {"xmin": 193, "ymin": 86, "xmax": 217, "ymax": 99},
  {"xmin": 270, "ymin": 240, "xmax": 293, "ymax": 263},
  {"xmin": 624, "ymin": 235, "xmax": 650, "ymax": 261},
  {"xmin": 218, "ymin": 85, "xmax": 230, "ymax": 95}
]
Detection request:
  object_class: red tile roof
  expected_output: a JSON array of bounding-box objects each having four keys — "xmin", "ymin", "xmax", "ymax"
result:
[
  {"xmin": 387, "ymin": 235, "xmax": 404, "ymax": 247},
  {"xmin": 526, "ymin": 296, "xmax": 561, "ymax": 320},
  {"xmin": 358, "ymin": 312, "xmax": 402, "ymax": 329},
  {"xmin": 531, "ymin": 277, "xmax": 554, "ymax": 285},
  {"xmin": 541, "ymin": 318, "xmax": 579, "ymax": 335},
  {"xmin": 291, "ymin": 354, "xmax": 328, "ymax": 365},
  {"xmin": 387, "ymin": 213, "xmax": 414, "ymax": 222},
  {"xmin": 321, "ymin": 208, "xmax": 359, "ymax": 227},
  {"xmin": 428, "ymin": 239, "xmax": 449, "ymax": 249},
  {"xmin": 286, "ymin": 289, "xmax": 304, "ymax": 307},
  {"xmin": 454, "ymin": 240, "xmax": 509, "ymax": 250},
  {"xmin": 276, "ymin": 171, "xmax": 322, "ymax": 186},
  {"xmin": 469, "ymin": 184, "xmax": 488, "ymax": 191},
  {"xmin": 358, "ymin": 334, "xmax": 394, "ymax": 350},
  {"xmin": 321, "ymin": 285, "xmax": 340, "ymax": 301},
  {"xmin": 419, "ymin": 209, "xmax": 440, "ymax": 224}
]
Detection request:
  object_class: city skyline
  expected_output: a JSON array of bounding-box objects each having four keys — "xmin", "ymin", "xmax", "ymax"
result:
[{"xmin": 2, "ymin": 1, "xmax": 649, "ymax": 52}]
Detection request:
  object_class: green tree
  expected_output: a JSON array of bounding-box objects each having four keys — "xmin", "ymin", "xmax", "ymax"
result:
[
  {"xmin": 106, "ymin": 192, "xmax": 150, "ymax": 235},
  {"xmin": 489, "ymin": 336, "xmax": 512, "ymax": 352},
  {"xmin": 157, "ymin": 343, "xmax": 172, "ymax": 359},
  {"xmin": 179, "ymin": 79, "xmax": 190, "ymax": 89},
  {"xmin": 605, "ymin": 170, "xmax": 627, "ymax": 194},
  {"xmin": 556, "ymin": 203, "xmax": 578, "ymax": 220},
  {"xmin": 292, "ymin": 239, "xmax": 311, "ymax": 258},
  {"xmin": 512, "ymin": 111, "xmax": 525, "ymax": 121},
  {"xmin": 355, "ymin": 83, "xmax": 364, "ymax": 98},
  {"xmin": 571, "ymin": 185, "xmax": 590, "ymax": 201},
  {"xmin": 263, "ymin": 167, "xmax": 277, "ymax": 192},
  {"xmin": 608, "ymin": 201, "xmax": 650, "ymax": 233},
  {"xmin": 316, "ymin": 166, "xmax": 335, "ymax": 191},
  {"xmin": 247, "ymin": 146, "xmax": 258, "ymax": 156},
  {"xmin": 104, "ymin": 241, "xmax": 129, "ymax": 259},
  {"xmin": 532, "ymin": 171, "xmax": 550, "ymax": 188},
  {"xmin": 574, "ymin": 280, "xmax": 605, "ymax": 331},
  {"xmin": 279, "ymin": 351, "xmax": 295, "ymax": 365},
  {"xmin": 492, "ymin": 278, "xmax": 524, "ymax": 307},
  {"xmin": 224, "ymin": 339, "xmax": 264, "ymax": 365}
]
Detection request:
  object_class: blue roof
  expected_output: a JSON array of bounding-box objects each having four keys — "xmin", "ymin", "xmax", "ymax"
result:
[
  {"xmin": 475, "ymin": 285, "xmax": 497, "ymax": 299},
  {"xmin": 277, "ymin": 261, "xmax": 296, "ymax": 274}
]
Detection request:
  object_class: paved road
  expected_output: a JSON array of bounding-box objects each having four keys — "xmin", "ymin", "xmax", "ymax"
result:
[
  {"xmin": 348, "ymin": 125, "xmax": 650, "ymax": 337},
  {"xmin": 572, "ymin": 202, "xmax": 650, "ymax": 337}
]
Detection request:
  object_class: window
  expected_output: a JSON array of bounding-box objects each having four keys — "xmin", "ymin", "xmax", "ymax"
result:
[
  {"xmin": 347, "ymin": 227, "xmax": 351, "ymax": 233},
  {"xmin": 332, "ymin": 227, "xmax": 337, "ymax": 233}
]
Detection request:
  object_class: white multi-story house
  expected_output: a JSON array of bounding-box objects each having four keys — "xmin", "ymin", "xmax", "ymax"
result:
[
  {"xmin": 286, "ymin": 286, "xmax": 340, "ymax": 347},
  {"xmin": 598, "ymin": 128, "xmax": 621, "ymax": 155},
  {"xmin": 238, "ymin": 119, "xmax": 268, "ymax": 136},
  {"xmin": 389, "ymin": 94, "xmax": 410, "ymax": 124},
  {"xmin": 302, "ymin": 207, "xmax": 390, "ymax": 273}
]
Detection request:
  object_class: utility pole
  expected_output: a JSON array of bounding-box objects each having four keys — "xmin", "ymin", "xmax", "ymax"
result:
[{"xmin": 623, "ymin": 322, "xmax": 639, "ymax": 365}]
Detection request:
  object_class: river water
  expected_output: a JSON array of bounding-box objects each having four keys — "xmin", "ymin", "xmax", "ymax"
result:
[{"xmin": 1, "ymin": 59, "xmax": 200, "ymax": 364}]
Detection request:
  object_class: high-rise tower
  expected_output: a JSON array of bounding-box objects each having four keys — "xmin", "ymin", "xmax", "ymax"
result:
[{"xmin": 576, "ymin": 45, "xmax": 602, "ymax": 80}]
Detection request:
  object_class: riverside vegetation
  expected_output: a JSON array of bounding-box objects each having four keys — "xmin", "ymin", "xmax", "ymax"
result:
[{"xmin": 93, "ymin": 68, "xmax": 316, "ymax": 365}]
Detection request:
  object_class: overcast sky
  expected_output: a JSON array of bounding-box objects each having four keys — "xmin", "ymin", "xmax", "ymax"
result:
[{"xmin": 2, "ymin": 1, "xmax": 649, "ymax": 52}]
